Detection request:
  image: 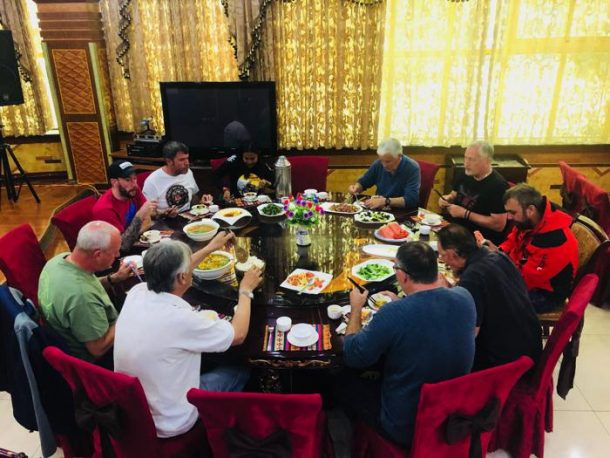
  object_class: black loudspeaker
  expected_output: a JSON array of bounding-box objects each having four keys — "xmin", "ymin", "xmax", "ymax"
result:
[{"xmin": 0, "ymin": 30, "xmax": 24, "ymax": 107}]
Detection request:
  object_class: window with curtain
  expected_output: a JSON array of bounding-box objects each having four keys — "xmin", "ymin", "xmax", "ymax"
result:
[
  {"xmin": 0, "ymin": 0, "xmax": 55, "ymax": 137},
  {"xmin": 378, "ymin": 0, "xmax": 610, "ymax": 147}
]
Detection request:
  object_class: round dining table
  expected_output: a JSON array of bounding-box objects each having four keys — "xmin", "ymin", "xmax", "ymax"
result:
[{"xmin": 133, "ymin": 195, "xmax": 434, "ymax": 373}]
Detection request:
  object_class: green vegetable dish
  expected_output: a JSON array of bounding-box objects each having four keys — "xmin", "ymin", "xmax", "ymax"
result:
[
  {"xmin": 356, "ymin": 263, "xmax": 393, "ymax": 280},
  {"xmin": 262, "ymin": 204, "xmax": 282, "ymax": 216},
  {"xmin": 357, "ymin": 211, "xmax": 393, "ymax": 222}
]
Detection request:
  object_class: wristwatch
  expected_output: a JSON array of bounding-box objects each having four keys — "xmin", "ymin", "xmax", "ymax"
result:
[
  {"xmin": 385, "ymin": 197, "xmax": 391, "ymax": 207},
  {"xmin": 239, "ymin": 289, "xmax": 254, "ymax": 299}
]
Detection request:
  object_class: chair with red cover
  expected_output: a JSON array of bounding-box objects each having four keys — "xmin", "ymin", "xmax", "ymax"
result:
[
  {"xmin": 136, "ymin": 171, "xmax": 152, "ymax": 190},
  {"xmin": 489, "ymin": 274, "xmax": 599, "ymax": 458},
  {"xmin": 51, "ymin": 195, "xmax": 98, "ymax": 251},
  {"xmin": 43, "ymin": 346, "xmax": 207, "ymax": 458},
  {"xmin": 352, "ymin": 356, "xmax": 532, "ymax": 458},
  {"xmin": 415, "ymin": 159, "xmax": 440, "ymax": 208},
  {"xmin": 187, "ymin": 389, "xmax": 331, "ymax": 458},
  {"xmin": 210, "ymin": 158, "xmax": 230, "ymax": 190},
  {"xmin": 577, "ymin": 174, "xmax": 610, "ymax": 236},
  {"xmin": 289, "ymin": 156, "xmax": 329, "ymax": 194},
  {"xmin": 0, "ymin": 224, "xmax": 46, "ymax": 305},
  {"xmin": 559, "ymin": 161, "xmax": 584, "ymax": 215}
]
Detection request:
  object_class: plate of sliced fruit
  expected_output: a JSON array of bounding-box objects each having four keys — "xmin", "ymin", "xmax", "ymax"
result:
[{"xmin": 374, "ymin": 222, "xmax": 413, "ymax": 243}]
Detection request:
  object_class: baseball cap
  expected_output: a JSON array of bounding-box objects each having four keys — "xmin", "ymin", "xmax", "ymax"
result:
[{"xmin": 108, "ymin": 160, "xmax": 137, "ymax": 179}]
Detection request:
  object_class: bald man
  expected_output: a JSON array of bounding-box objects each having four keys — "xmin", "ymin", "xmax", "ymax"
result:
[{"xmin": 38, "ymin": 221, "xmax": 133, "ymax": 362}]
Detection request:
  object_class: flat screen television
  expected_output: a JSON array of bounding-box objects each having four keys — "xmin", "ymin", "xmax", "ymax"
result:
[{"xmin": 160, "ymin": 81, "xmax": 277, "ymax": 158}]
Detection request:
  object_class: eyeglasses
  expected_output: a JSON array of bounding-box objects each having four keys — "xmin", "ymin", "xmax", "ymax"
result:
[{"xmin": 393, "ymin": 264, "xmax": 410, "ymax": 275}]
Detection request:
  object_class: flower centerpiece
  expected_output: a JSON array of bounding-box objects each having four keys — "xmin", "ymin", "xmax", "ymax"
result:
[{"xmin": 281, "ymin": 194, "xmax": 325, "ymax": 246}]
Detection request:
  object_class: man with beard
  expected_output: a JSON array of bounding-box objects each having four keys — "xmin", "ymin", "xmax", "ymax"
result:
[
  {"xmin": 437, "ymin": 224, "xmax": 541, "ymax": 371},
  {"xmin": 93, "ymin": 160, "xmax": 156, "ymax": 251},
  {"xmin": 438, "ymin": 141, "xmax": 509, "ymax": 245},
  {"xmin": 143, "ymin": 141, "xmax": 211, "ymax": 215},
  {"xmin": 484, "ymin": 184, "xmax": 579, "ymax": 313}
]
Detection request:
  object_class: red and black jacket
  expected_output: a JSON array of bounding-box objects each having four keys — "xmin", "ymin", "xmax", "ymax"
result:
[{"xmin": 500, "ymin": 198, "xmax": 578, "ymax": 303}]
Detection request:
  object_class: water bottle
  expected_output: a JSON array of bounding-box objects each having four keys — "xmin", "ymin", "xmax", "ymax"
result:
[{"xmin": 275, "ymin": 155, "xmax": 292, "ymax": 198}]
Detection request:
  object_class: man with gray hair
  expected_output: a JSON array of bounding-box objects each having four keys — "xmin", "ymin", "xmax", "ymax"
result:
[
  {"xmin": 348, "ymin": 138, "xmax": 421, "ymax": 209},
  {"xmin": 38, "ymin": 221, "xmax": 134, "ymax": 363},
  {"xmin": 438, "ymin": 141, "xmax": 509, "ymax": 245},
  {"xmin": 114, "ymin": 233, "xmax": 262, "ymax": 438}
]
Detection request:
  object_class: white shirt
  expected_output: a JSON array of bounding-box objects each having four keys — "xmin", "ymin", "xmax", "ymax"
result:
[
  {"xmin": 114, "ymin": 283, "xmax": 234, "ymax": 438},
  {"xmin": 142, "ymin": 168, "xmax": 199, "ymax": 213}
]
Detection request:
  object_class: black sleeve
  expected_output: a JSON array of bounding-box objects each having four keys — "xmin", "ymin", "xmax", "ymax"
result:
[{"xmin": 458, "ymin": 275, "xmax": 485, "ymax": 327}]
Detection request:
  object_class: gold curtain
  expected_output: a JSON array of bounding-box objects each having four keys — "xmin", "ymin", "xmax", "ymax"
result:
[
  {"xmin": 0, "ymin": 0, "xmax": 53, "ymax": 137},
  {"xmin": 379, "ymin": 0, "xmax": 610, "ymax": 146},
  {"xmin": 100, "ymin": 0, "xmax": 238, "ymax": 133},
  {"xmin": 259, "ymin": 0, "xmax": 385, "ymax": 149}
]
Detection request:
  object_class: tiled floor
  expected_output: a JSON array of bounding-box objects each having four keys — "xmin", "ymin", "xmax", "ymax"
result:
[{"xmin": 1, "ymin": 305, "xmax": 609, "ymax": 458}]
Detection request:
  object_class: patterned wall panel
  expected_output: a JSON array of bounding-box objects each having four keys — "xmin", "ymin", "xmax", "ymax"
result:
[
  {"xmin": 66, "ymin": 122, "xmax": 107, "ymax": 183},
  {"xmin": 97, "ymin": 47, "xmax": 116, "ymax": 130},
  {"xmin": 52, "ymin": 49, "xmax": 96, "ymax": 115}
]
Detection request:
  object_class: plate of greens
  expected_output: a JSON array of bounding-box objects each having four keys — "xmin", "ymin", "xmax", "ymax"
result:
[
  {"xmin": 257, "ymin": 203, "xmax": 286, "ymax": 218},
  {"xmin": 351, "ymin": 259, "xmax": 395, "ymax": 282},
  {"xmin": 354, "ymin": 210, "xmax": 395, "ymax": 224}
]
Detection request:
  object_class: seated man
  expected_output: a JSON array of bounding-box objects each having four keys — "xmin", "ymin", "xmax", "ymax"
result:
[
  {"xmin": 348, "ymin": 138, "xmax": 420, "ymax": 209},
  {"xmin": 143, "ymin": 141, "xmax": 210, "ymax": 216},
  {"xmin": 486, "ymin": 184, "xmax": 579, "ymax": 313},
  {"xmin": 214, "ymin": 144, "xmax": 275, "ymax": 200},
  {"xmin": 338, "ymin": 242, "xmax": 476, "ymax": 447},
  {"xmin": 38, "ymin": 221, "xmax": 133, "ymax": 363},
  {"xmin": 114, "ymin": 235, "xmax": 262, "ymax": 438},
  {"xmin": 437, "ymin": 224, "xmax": 542, "ymax": 371},
  {"xmin": 438, "ymin": 141, "xmax": 508, "ymax": 245},
  {"xmin": 92, "ymin": 160, "xmax": 156, "ymax": 251}
]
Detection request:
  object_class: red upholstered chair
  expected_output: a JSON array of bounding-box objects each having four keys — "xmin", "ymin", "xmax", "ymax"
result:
[
  {"xmin": 352, "ymin": 356, "xmax": 533, "ymax": 458},
  {"xmin": 559, "ymin": 161, "xmax": 585, "ymax": 215},
  {"xmin": 415, "ymin": 159, "xmax": 440, "ymax": 208},
  {"xmin": 51, "ymin": 195, "xmax": 98, "ymax": 250},
  {"xmin": 136, "ymin": 171, "xmax": 152, "ymax": 190},
  {"xmin": 489, "ymin": 274, "xmax": 599, "ymax": 458},
  {"xmin": 0, "ymin": 224, "xmax": 46, "ymax": 305},
  {"xmin": 43, "ymin": 346, "xmax": 207, "ymax": 458},
  {"xmin": 187, "ymin": 389, "xmax": 331, "ymax": 458},
  {"xmin": 289, "ymin": 156, "xmax": 329, "ymax": 194},
  {"xmin": 577, "ymin": 175, "xmax": 610, "ymax": 236}
]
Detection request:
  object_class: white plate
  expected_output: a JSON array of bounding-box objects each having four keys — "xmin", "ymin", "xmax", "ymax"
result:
[
  {"xmin": 280, "ymin": 269, "xmax": 333, "ymax": 295},
  {"xmin": 320, "ymin": 202, "xmax": 364, "ymax": 215},
  {"xmin": 373, "ymin": 225, "xmax": 413, "ymax": 244},
  {"xmin": 362, "ymin": 244, "xmax": 399, "ymax": 258},
  {"xmin": 368, "ymin": 293, "xmax": 393, "ymax": 311},
  {"xmin": 354, "ymin": 211, "xmax": 395, "ymax": 224},
  {"xmin": 189, "ymin": 204, "xmax": 209, "ymax": 216},
  {"xmin": 213, "ymin": 207, "xmax": 252, "ymax": 226},
  {"xmin": 122, "ymin": 255, "xmax": 143, "ymax": 270},
  {"xmin": 140, "ymin": 230, "xmax": 161, "ymax": 244},
  {"xmin": 287, "ymin": 328, "xmax": 319, "ymax": 347},
  {"xmin": 257, "ymin": 203, "xmax": 286, "ymax": 217},
  {"xmin": 351, "ymin": 259, "xmax": 395, "ymax": 283}
]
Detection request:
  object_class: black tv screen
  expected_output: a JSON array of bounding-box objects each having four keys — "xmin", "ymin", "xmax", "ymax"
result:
[{"xmin": 160, "ymin": 81, "xmax": 277, "ymax": 158}]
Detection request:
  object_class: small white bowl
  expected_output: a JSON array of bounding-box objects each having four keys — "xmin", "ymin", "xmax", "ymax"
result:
[
  {"xmin": 140, "ymin": 230, "xmax": 161, "ymax": 244},
  {"xmin": 193, "ymin": 251, "xmax": 233, "ymax": 280},
  {"xmin": 243, "ymin": 192, "xmax": 258, "ymax": 203},
  {"xmin": 276, "ymin": 316, "xmax": 292, "ymax": 332},
  {"xmin": 183, "ymin": 219, "xmax": 220, "ymax": 242},
  {"xmin": 304, "ymin": 188, "xmax": 318, "ymax": 197},
  {"xmin": 422, "ymin": 214, "xmax": 442, "ymax": 225},
  {"xmin": 419, "ymin": 224, "xmax": 431, "ymax": 235},
  {"xmin": 327, "ymin": 304, "xmax": 343, "ymax": 320}
]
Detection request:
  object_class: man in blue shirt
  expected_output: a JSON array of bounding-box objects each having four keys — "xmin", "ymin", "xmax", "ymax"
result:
[
  {"xmin": 348, "ymin": 138, "xmax": 421, "ymax": 209},
  {"xmin": 339, "ymin": 242, "xmax": 476, "ymax": 448}
]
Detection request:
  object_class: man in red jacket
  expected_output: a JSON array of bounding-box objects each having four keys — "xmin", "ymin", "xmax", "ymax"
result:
[{"xmin": 484, "ymin": 184, "xmax": 578, "ymax": 313}]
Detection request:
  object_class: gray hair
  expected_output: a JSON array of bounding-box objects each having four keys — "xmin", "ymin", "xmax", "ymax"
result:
[
  {"xmin": 468, "ymin": 141, "xmax": 494, "ymax": 160},
  {"xmin": 75, "ymin": 221, "xmax": 118, "ymax": 252},
  {"xmin": 143, "ymin": 240, "xmax": 192, "ymax": 293},
  {"xmin": 377, "ymin": 138, "xmax": 403, "ymax": 158}
]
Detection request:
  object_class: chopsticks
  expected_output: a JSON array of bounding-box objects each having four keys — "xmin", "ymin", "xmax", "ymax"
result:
[
  {"xmin": 128, "ymin": 263, "xmax": 143, "ymax": 283},
  {"xmin": 347, "ymin": 276, "xmax": 381, "ymax": 309},
  {"xmin": 433, "ymin": 188, "xmax": 451, "ymax": 204}
]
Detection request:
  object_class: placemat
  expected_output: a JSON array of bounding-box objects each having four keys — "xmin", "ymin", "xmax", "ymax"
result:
[{"xmin": 262, "ymin": 324, "xmax": 332, "ymax": 352}]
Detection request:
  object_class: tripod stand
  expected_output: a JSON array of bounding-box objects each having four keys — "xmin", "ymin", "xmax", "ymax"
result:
[{"xmin": 0, "ymin": 124, "xmax": 40, "ymax": 205}]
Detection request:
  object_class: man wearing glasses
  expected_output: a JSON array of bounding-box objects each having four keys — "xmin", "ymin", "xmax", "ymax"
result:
[{"xmin": 337, "ymin": 242, "xmax": 476, "ymax": 448}]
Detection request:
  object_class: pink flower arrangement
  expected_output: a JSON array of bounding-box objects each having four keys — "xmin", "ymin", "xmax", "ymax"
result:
[{"xmin": 281, "ymin": 194, "xmax": 324, "ymax": 226}]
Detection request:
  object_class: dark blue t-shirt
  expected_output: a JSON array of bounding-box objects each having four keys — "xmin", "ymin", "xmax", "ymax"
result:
[
  {"xmin": 344, "ymin": 287, "xmax": 476, "ymax": 445},
  {"xmin": 358, "ymin": 156, "xmax": 421, "ymax": 208}
]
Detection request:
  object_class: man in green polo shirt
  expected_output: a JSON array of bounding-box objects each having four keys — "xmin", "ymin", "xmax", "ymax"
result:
[{"xmin": 39, "ymin": 221, "xmax": 133, "ymax": 362}]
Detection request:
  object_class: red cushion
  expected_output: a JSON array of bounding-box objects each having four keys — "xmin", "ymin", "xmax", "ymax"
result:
[
  {"xmin": 0, "ymin": 224, "xmax": 46, "ymax": 304},
  {"xmin": 577, "ymin": 175, "xmax": 610, "ymax": 236},
  {"xmin": 187, "ymin": 389, "xmax": 326, "ymax": 458},
  {"xmin": 415, "ymin": 159, "xmax": 440, "ymax": 208},
  {"xmin": 289, "ymin": 156, "xmax": 329, "ymax": 193},
  {"xmin": 51, "ymin": 196, "xmax": 98, "ymax": 250}
]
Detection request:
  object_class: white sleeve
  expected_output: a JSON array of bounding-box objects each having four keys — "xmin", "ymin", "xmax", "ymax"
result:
[
  {"xmin": 188, "ymin": 170, "xmax": 199, "ymax": 195},
  {"xmin": 142, "ymin": 173, "xmax": 158, "ymax": 201},
  {"xmin": 180, "ymin": 314, "xmax": 234, "ymax": 353}
]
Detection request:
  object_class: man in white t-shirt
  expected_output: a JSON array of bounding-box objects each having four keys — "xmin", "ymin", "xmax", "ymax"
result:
[
  {"xmin": 114, "ymin": 235, "xmax": 262, "ymax": 438},
  {"xmin": 143, "ymin": 141, "xmax": 210, "ymax": 215}
]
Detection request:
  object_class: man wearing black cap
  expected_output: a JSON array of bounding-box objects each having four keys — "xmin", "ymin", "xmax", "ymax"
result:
[{"xmin": 92, "ymin": 160, "xmax": 157, "ymax": 251}]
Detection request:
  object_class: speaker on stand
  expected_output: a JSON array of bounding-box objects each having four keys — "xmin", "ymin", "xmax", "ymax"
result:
[{"xmin": 0, "ymin": 29, "xmax": 40, "ymax": 205}]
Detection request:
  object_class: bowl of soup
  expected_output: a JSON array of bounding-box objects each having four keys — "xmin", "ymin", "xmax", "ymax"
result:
[
  {"xmin": 183, "ymin": 219, "xmax": 219, "ymax": 242},
  {"xmin": 193, "ymin": 251, "xmax": 233, "ymax": 280}
]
